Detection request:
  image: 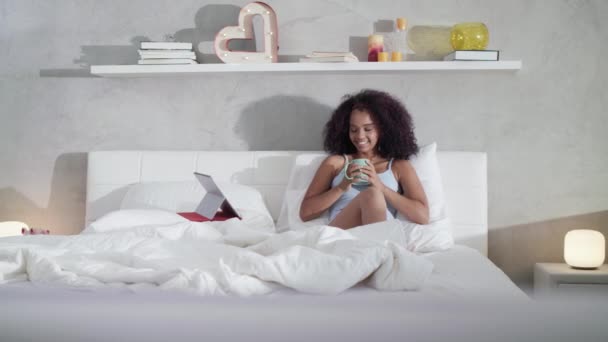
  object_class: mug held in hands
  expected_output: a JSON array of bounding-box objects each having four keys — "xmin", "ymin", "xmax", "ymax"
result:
[{"xmin": 344, "ymin": 158, "xmax": 370, "ymax": 185}]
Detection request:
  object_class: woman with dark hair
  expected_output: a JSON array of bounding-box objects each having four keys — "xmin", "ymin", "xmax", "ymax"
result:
[{"xmin": 299, "ymin": 89, "xmax": 429, "ymax": 229}]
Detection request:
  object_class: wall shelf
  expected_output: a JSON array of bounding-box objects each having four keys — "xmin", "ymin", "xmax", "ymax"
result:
[{"xmin": 90, "ymin": 61, "xmax": 522, "ymax": 77}]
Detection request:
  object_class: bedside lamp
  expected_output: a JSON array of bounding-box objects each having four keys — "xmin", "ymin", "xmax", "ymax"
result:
[
  {"xmin": 0, "ymin": 221, "xmax": 29, "ymax": 238},
  {"xmin": 564, "ymin": 229, "xmax": 605, "ymax": 269}
]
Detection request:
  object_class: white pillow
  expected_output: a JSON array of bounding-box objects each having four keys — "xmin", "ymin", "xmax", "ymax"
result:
[
  {"xmin": 395, "ymin": 142, "xmax": 452, "ymax": 251},
  {"xmin": 276, "ymin": 153, "xmax": 329, "ymax": 232},
  {"xmin": 398, "ymin": 142, "xmax": 447, "ymax": 223},
  {"xmin": 119, "ymin": 181, "xmax": 275, "ymax": 232},
  {"xmin": 120, "ymin": 181, "xmax": 202, "ymax": 213},
  {"xmin": 83, "ymin": 209, "xmax": 187, "ymax": 234}
]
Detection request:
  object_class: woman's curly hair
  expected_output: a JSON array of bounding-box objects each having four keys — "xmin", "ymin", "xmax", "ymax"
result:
[{"xmin": 323, "ymin": 89, "xmax": 419, "ymax": 160}]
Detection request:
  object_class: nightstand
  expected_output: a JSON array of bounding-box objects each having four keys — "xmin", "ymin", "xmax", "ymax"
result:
[{"xmin": 534, "ymin": 263, "xmax": 608, "ymax": 299}]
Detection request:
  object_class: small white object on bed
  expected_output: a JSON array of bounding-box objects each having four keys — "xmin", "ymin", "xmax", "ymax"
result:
[{"xmin": 86, "ymin": 145, "xmax": 487, "ymax": 255}]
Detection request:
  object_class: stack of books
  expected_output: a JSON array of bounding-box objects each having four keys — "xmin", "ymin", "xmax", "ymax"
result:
[
  {"xmin": 138, "ymin": 42, "xmax": 198, "ymax": 65},
  {"xmin": 299, "ymin": 51, "xmax": 359, "ymax": 63},
  {"xmin": 443, "ymin": 50, "xmax": 499, "ymax": 61}
]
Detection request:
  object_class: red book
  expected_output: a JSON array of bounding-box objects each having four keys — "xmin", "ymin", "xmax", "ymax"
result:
[{"xmin": 178, "ymin": 211, "xmax": 238, "ymax": 222}]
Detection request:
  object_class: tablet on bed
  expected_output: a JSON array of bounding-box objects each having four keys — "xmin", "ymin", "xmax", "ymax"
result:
[{"xmin": 193, "ymin": 172, "xmax": 242, "ymax": 220}]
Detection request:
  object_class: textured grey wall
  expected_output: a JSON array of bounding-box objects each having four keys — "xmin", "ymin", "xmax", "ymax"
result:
[{"xmin": 1, "ymin": 0, "xmax": 607, "ymax": 287}]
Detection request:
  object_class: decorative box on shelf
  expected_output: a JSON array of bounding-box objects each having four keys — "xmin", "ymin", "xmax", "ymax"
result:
[{"xmin": 534, "ymin": 263, "xmax": 608, "ymax": 299}]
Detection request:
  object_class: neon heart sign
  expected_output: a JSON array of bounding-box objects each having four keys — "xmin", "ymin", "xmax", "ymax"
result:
[{"xmin": 214, "ymin": 2, "xmax": 279, "ymax": 64}]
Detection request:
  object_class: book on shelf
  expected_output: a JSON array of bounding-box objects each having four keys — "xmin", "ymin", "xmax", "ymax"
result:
[
  {"xmin": 140, "ymin": 41, "xmax": 193, "ymax": 50},
  {"xmin": 444, "ymin": 50, "xmax": 499, "ymax": 61},
  {"xmin": 299, "ymin": 56, "xmax": 359, "ymax": 63},
  {"xmin": 138, "ymin": 50, "xmax": 196, "ymax": 59},
  {"xmin": 306, "ymin": 51, "xmax": 356, "ymax": 58},
  {"xmin": 299, "ymin": 51, "xmax": 358, "ymax": 62},
  {"xmin": 137, "ymin": 59, "xmax": 198, "ymax": 65},
  {"xmin": 299, "ymin": 52, "xmax": 359, "ymax": 63}
]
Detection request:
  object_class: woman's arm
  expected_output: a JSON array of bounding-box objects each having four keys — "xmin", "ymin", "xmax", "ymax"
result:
[
  {"xmin": 382, "ymin": 160, "xmax": 430, "ymax": 225},
  {"xmin": 299, "ymin": 156, "xmax": 349, "ymax": 222}
]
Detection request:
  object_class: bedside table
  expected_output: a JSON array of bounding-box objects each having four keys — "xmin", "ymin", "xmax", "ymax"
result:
[{"xmin": 534, "ymin": 263, "xmax": 608, "ymax": 299}]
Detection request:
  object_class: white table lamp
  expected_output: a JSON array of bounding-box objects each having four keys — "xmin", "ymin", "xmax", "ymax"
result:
[
  {"xmin": 0, "ymin": 221, "xmax": 29, "ymax": 238},
  {"xmin": 564, "ymin": 229, "xmax": 605, "ymax": 269}
]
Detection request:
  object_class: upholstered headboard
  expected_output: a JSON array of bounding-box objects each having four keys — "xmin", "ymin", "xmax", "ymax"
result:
[{"xmin": 86, "ymin": 150, "xmax": 487, "ymax": 255}]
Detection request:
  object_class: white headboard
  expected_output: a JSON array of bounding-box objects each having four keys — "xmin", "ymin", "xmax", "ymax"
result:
[{"xmin": 86, "ymin": 151, "xmax": 487, "ymax": 255}]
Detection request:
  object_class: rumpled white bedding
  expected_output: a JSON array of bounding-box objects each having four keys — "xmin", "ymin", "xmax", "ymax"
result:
[{"xmin": 0, "ymin": 218, "xmax": 433, "ymax": 296}]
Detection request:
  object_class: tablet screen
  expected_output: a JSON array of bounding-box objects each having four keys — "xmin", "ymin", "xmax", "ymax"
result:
[{"xmin": 193, "ymin": 172, "xmax": 241, "ymax": 220}]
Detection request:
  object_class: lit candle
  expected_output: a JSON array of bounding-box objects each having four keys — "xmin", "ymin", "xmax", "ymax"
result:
[
  {"xmin": 391, "ymin": 51, "xmax": 402, "ymax": 62},
  {"xmin": 378, "ymin": 52, "xmax": 389, "ymax": 62}
]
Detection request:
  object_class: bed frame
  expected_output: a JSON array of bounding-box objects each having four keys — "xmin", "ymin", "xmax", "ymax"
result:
[{"xmin": 86, "ymin": 150, "xmax": 487, "ymax": 255}]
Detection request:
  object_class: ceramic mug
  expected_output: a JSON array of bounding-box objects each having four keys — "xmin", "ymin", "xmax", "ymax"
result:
[{"xmin": 344, "ymin": 158, "xmax": 370, "ymax": 185}]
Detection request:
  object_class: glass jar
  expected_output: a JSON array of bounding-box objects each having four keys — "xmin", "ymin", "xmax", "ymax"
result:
[
  {"xmin": 450, "ymin": 22, "xmax": 489, "ymax": 50},
  {"xmin": 407, "ymin": 25, "xmax": 453, "ymax": 60}
]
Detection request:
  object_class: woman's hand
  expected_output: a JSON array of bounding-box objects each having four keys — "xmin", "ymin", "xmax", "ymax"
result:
[
  {"xmin": 338, "ymin": 163, "xmax": 359, "ymax": 190},
  {"xmin": 344, "ymin": 162, "xmax": 369, "ymax": 187},
  {"xmin": 358, "ymin": 162, "xmax": 385, "ymax": 190}
]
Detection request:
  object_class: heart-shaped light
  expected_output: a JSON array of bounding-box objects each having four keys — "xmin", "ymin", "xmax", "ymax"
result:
[{"xmin": 214, "ymin": 2, "xmax": 278, "ymax": 64}]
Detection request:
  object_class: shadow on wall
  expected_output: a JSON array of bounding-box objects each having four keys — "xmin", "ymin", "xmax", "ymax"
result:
[
  {"xmin": 40, "ymin": 36, "xmax": 149, "ymax": 77},
  {"xmin": 40, "ymin": 4, "xmax": 248, "ymax": 77},
  {"xmin": 234, "ymin": 95, "xmax": 333, "ymax": 151},
  {"xmin": 46, "ymin": 153, "xmax": 88, "ymax": 235},
  {"xmin": 173, "ymin": 4, "xmax": 253, "ymax": 64},
  {"xmin": 40, "ymin": 3, "xmax": 313, "ymax": 77},
  {"xmin": 489, "ymin": 210, "xmax": 608, "ymax": 291},
  {"xmin": 173, "ymin": 4, "xmax": 305, "ymax": 63},
  {"xmin": 0, "ymin": 188, "xmax": 46, "ymax": 229},
  {"xmin": 0, "ymin": 153, "xmax": 87, "ymax": 235}
]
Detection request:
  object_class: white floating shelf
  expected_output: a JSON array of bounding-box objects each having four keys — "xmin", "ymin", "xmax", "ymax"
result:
[{"xmin": 90, "ymin": 61, "xmax": 522, "ymax": 77}]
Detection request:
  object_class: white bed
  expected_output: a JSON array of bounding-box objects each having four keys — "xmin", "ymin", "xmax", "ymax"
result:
[
  {"xmin": 5, "ymin": 150, "xmax": 608, "ymax": 342},
  {"xmin": 86, "ymin": 150, "xmax": 489, "ymax": 255},
  {"xmin": 80, "ymin": 150, "xmax": 525, "ymax": 297}
]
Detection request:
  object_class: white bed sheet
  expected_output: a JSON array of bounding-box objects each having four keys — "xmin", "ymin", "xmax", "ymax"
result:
[
  {"xmin": 6, "ymin": 246, "xmax": 604, "ymax": 342},
  {"xmin": 406, "ymin": 244, "xmax": 526, "ymax": 298},
  {"xmin": 261, "ymin": 244, "xmax": 526, "ymax": 300},
  {"xmin": 0, "ymin": 244, "xmax": 525, "ymax": 300}
]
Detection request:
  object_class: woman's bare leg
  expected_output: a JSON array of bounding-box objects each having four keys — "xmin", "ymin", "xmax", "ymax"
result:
[{"xmin": 329, "ymin": 187, "xmax": 387, "ymax": 229}]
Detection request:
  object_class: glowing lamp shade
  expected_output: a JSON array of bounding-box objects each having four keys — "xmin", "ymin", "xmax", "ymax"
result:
[
  {"xmin": 0, "ymin": 221, "xmax": 29, "ymax": 238},
  {"xmin": 564, "ymin": 229, "xmax": 605, "ymax": 269}
]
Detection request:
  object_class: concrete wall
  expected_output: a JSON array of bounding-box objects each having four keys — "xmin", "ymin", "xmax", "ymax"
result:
[{"xmin": 1, "ymin": 0, "xmax": 606, "ymax": 288}]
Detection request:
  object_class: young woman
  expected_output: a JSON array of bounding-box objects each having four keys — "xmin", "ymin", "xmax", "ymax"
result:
[{"xmin": 299, "ymin": 89, "xmax": 429, "ymax": 229}]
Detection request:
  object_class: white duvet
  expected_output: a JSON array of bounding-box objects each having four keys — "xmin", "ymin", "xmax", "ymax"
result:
[{"xmin": 0, "ymin": 214, "xmax": 434, "ymax": 296}]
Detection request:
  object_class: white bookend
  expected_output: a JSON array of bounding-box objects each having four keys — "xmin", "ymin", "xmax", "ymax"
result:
[
  {"xmin": 444, "ymin": 50, "xmax": 499, "ymax": 61},
  {"xmin": 140, "ymin": 42, "xmax": 193, "ymax": 50}
]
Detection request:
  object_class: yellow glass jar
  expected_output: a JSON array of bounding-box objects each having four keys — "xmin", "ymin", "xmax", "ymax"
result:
[{"xmin": 450, "ymin": 22, "xmax": 489, "ymax": 50}]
